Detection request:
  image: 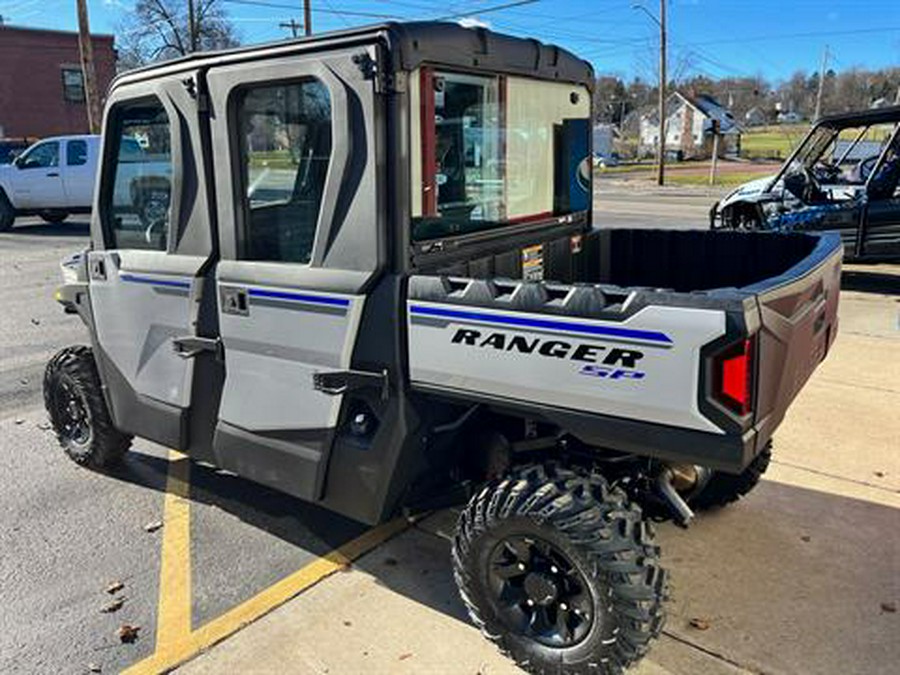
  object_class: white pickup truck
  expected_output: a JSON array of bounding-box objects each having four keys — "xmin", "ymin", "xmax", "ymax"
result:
[
  {"xmin": 0, "ymin": 135, "xmax": 99, "ymax": 230},
  {"xmin": 0, "ymin": 134, "xmax": 172, "ymax": 234}
]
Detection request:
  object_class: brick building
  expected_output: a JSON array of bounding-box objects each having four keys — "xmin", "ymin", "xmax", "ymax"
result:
[{"xmin": 0, "ymin": 25, "xmax": 117, "ymax": 138}]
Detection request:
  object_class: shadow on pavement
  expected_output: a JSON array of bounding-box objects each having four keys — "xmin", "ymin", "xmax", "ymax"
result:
[
  {"xmin": 354, "ymin": 479, "xmax": 899, "ymax": 675},
  {"xmin": 5, "ymin": 220, "xmax": 90, "ymax": 236},
  {"xmin": 91, "ymin": 447, "xmax": 899, "ymax": 674},
  {"xmin": 104, "ymin": 449, "xmax": 366, "ymax": 558},
  {"xmin": 841, "ymin": 269, "xmax": 900, "ymax": 296}
]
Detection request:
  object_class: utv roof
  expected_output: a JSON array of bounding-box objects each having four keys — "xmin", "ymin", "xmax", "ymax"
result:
[
  {"xmin": 815, "ymin": 105, "xmax": 900, "ymax": 129},
  {"xmin": 112, "ymin": 21, "xmax": 594, "ymax": 90}
]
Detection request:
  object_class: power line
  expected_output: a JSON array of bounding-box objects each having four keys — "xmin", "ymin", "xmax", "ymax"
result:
[
  {"xmin": 220, "ymin": 0, "xmax": 399, "ymax": 20},
  {"xmin": 433, "ymin": 1, "xmax": 540, "ymax": 22}
]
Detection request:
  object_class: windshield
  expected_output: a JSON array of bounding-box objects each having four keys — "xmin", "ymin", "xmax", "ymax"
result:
[
  {"xmin": 413, "ymin": 70, "xmax": 591, "ymax": 241},
  {"xmin": 783, "ymin": 121, "xmax": 900, "ymax": 188}
]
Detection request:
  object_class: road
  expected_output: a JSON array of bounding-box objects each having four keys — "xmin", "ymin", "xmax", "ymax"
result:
[{"xmin": 2, "ymin": 199, "xmax": 898, "ymax": 675}]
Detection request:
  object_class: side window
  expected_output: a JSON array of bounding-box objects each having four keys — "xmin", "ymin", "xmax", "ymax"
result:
[
  {"xmin": 103, "ymin": 99, "xmax": 173, "ymax": 251},
  {"xmin": 235, "ymin": 79, "xmax": 332, "ymax": 264},
  {"xmin": 67, "ymin": 140, "xmax": 88, "ymax": 166},
  {"xmin": 19, "ymin": 141, "xmax": 59, "ymax": 169}
]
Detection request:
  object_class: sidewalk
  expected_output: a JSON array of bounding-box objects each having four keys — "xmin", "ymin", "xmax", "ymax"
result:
[{"xmin": 177, "ymin": 277, "xmax": 899, "ymax": 675}]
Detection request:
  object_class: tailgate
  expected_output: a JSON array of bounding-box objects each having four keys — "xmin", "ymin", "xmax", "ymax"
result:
[{"xmin": 749, "ymin": 233, "xmax": 843, "ymax": 447}]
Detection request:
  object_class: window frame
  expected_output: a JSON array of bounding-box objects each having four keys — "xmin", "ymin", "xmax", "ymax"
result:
[
  {"xmin": 17, "ymin": 140, "xmax": 60, "ymax": 170},
  {"xmin": 228, "ymin": 75, "xmax": 334, "ymax": 265},
  {"xmin": 66, "ymin": 139, "xmax": 88, "ymax": 167},
  {"xmin": 412, "ymin": 66, "xmax": 592, "ymax": 244},
  {"xmin": 98, "ymin": 96, "xmax": 175, "ymax": 252},
  {"xmin": 61, "ymin": 67, "xmax": 86, "ymax": 103}
]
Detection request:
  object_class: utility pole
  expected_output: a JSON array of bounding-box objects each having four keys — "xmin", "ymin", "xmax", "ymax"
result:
[
  {"xmin": 658, "ymin": 0, "xmax": 666, "ymax": 186},
  {"xmin": 303, "ymin": 0, "xmax": 312, "ymax": 36},
  {"xmin": 709, "ymin": 119, "xmax": 720, "ymax": 186},
  {"xmin": 75, "ymin": 0, "xmax": 101, "ymax": 134},
  {"xmin": 280, "ymin": 19, "xmax": 301, "ymax": 38},
  {"xmin": 632, "ymin": 2, "xmax": 666, "ymax": 185},
  {"xmin": 814, "ymin": 45, "xmax": 830, "ymax": 121},
  {"xmin": 188, "ymin": 0, "xmax": 199, "ymax": 52}
]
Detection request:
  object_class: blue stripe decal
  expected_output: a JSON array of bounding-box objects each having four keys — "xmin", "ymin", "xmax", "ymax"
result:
[
  {"xmin": 120, "ymin": 273, "xmax": 191, "ymax": 290},
  {"xmin": 410, "ymin": 304, "xmax": 673, "ymax": 345},
  {"xmin": 248, "ymin": 287, "xmax": 351, "ymax": 308}
]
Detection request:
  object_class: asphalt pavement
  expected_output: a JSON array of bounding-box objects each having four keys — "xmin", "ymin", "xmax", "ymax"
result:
[{"xmin": 2, "ymin": 193, "xmax": 898, "ymax": 675}]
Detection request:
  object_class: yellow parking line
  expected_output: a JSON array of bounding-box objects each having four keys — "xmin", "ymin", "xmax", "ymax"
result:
[
  {"xmin": 123, "ymin": 448, "xmax": 408, "ymax": 675},
  {"xmin": 154, "ymin": 449, "xmax": 192, "ymax": 651}
]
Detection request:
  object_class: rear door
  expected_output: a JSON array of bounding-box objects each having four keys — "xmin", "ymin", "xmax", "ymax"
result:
[
  {"xmin": 206, "ymin": 44, "xmax": 383, "ymax": 500},
  {"xmin": 61, "ymin": 137, "xmax": 97, "ymax": 208},
  {"xmin": 87, "ymin": 73, "xmax": 216, "ymax": 449}
]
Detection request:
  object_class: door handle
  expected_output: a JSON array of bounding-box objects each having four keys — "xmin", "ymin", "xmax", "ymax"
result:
[
  {"xmin": 173, "ymin": 335, "xmax": 222, "ymax": 359},
  {"xmin": 46, "ymin": 172, "xmax": 59, "ymax": 177},
  {"xmin": 220, "ymin": 286, "xmax": 249, "ymax": 316},
  {"xmin": 89, "ymin": 258, "xmax": 106, "ymax": 281}
]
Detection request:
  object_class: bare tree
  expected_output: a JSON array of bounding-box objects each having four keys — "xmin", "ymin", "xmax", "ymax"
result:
[{"xmin": 119, "ymin": 0, "xmax": 239, "ymax": 69}]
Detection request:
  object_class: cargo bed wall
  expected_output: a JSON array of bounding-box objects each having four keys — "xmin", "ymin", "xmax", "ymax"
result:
[{"xmin": 425, "ymin": 228, "xmax": 818, "ymax": 292}]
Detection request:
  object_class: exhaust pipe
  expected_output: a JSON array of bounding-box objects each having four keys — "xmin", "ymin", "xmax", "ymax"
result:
[{"xmin": 656, "ymin": 468, "xmax": 696, "ymax": 527}]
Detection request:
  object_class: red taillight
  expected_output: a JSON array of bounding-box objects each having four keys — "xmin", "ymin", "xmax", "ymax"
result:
[{"xmin": 715, "ymin": 338, "xmax": 754, "ymax": 416}]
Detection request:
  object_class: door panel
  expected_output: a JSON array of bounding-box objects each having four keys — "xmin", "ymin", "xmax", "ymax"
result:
[
  {"xmin": 88, "ymin": 72, "xmax": 216, "ymax": 449},
  {"xmin": 206, "ymin": 45, "xmax": 381, "ymax": 501},
  {"xmin": 864, "ymin": 196, "xmax": 900, "ymax": 259},
  {"xmin": 62, "ymin": 138, "xmax": 97, "ymax": 208},
  {"xmin": 89, "ymin": 251, "xmax": 205, "ymax": 408},
  {"xmin": 11, "ymin": 140, "xmax": 65, "ymax": 208}
]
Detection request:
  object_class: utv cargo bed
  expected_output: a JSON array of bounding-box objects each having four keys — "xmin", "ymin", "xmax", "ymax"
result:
[{"xmin": 408, "ymin": 229, "xmax": 842, "ymax": 472}]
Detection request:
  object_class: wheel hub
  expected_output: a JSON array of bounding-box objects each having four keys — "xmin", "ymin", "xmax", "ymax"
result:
[
  {"xmin": 524, "ymin": 573, "xmax": 558, "ymax": 606},
  {"xmin": 487, "ymin": 534, "xmax": 594, "ymax": 647}
]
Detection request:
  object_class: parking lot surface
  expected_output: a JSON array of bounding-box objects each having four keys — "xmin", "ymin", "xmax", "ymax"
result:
[{"xmin": 2, "ymin": 195, "xmax": 898, "ymax": 674}]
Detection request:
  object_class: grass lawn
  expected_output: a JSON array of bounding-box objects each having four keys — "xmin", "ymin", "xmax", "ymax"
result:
[
  {"xmin": 741, "ymin": 124, "xmax": 807, "ymax": 158},
  {"xmin": 664, "ymin": 171, "xmax": 772, "ymax": 188}
]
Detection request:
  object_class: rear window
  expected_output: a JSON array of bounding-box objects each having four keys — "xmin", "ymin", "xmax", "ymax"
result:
[{"xmin": 412, "ymin": 70, "xmax": 591, "ymax": 242}]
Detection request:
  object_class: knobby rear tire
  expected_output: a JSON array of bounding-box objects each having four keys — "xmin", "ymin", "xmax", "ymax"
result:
[{"xmin": 452, "ymin": 463, "xmax": 667, "ymax": 675}]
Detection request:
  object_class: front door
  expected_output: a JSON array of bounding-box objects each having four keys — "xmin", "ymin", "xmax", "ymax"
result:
[
  {"xmin": 88, "ymin": 74, "xmax": 216, "ymax": 449},
  {"xmin": 9, "ymin": 140, "xmax": 66, "ymax": 209},
  {"xmin": 206, "ymin": 46, "xmax": 382, "ymax": 500}
]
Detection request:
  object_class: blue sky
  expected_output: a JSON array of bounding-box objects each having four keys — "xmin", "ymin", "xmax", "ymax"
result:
[{"xmin": 1, "ymin": 0, "xmax": 898, "ymax": 83}]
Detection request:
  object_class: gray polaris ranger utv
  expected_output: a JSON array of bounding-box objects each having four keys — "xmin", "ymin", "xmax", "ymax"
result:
[{"xmin": 45, "ymin": 22, "xmax": 842, "ymax": 674}]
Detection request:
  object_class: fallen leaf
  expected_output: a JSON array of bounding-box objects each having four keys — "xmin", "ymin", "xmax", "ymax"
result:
[
  {"xmin": 100, "ymin": 597, "xmax": 125, "ymax": 614},
  {"xmin": 37, "ymin": 422, "xmax": 51, "ymax": 431},
  {"xmin": 342, "ymin": 620, "xmax": 352, "ymax": 627},
  {"xmin": 19, "ymin": 379, "xmax": 28, "ymax": 385},
  {"xmin": 105, "ymin": 581, "xmax": 124, "ymax": 595},
  {"xmin": 144, "ymin": 521, "xmax": 163, "ymax": 533},
  {"xmin": 87, "ymin": 664, "xmax": 101, "ymax": 673},
  {"xmin": 116, "ymin": 624, "xmax": 140, "ymax": 643},
  {"xmin": 874, "ymin": 471, "xmax": 886, "ymax": 478},
  {"xmin": 800, "ymin": 535, "xmax": 811, "ymax": 543},
  {"xmin": 14, "ymin": 418, "xmax": 24, "ymax": 425},
  {"xmin": 31, "ymin": 318, "xmax": 40, "ymax": 326},
  {"xmin": 399, "ymin": 653, "xmax": 413, "ymax": 661},
  {"xmin": 689, "ymin": 617, "xmax": 711, "ymax": 630},
  {"xmin": 881, "ymin": 602, "xmax": 896, "ymax": 613}
]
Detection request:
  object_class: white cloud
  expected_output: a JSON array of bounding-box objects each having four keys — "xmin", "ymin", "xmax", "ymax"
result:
[{"xmin": 458, "ymin": 17, "xmax": 491, "ymax": 29}]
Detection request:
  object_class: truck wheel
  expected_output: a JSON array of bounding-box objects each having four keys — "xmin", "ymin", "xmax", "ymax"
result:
[
  {"xmin": 0, "ymin": 190, "xmax": 14, "ymax": 231},
  {"xmin": 40, "ymin": 211, "xmax": 69, "ymax": 224},
  {"xmin": 690, "ymin": 443, "xmax": 772, "ymax": 510},
  {"xmin": 452, "ymin": 464, "xmax": 667, "ymax": 675},
  {"xmin": 43, "ymin": 346, "xmax": 132, "ymax": 467}
]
